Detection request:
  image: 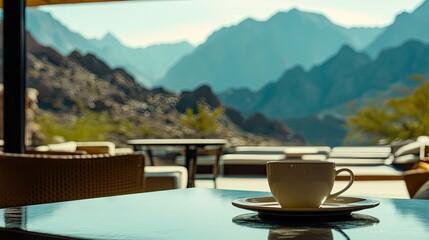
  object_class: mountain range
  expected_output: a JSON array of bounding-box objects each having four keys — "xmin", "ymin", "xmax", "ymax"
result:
[
  {"xmin": 219, "ymin": 40, "xmax": 429, "ymax": 145},
  {"xmin": 25, "ymin": 9, "xmax": 195, "ymax": 87},
  {"xmin": 159, "ymin": 9, "xmax": 382, "ymax": 92},
  {"xmin": 0, "ymin": 23, "xmax": 304, "ymax": 146},
  {"xmin": 7, "ymin": 0, "xmax": 429, "ymax": 145},
  {"xmin": 23, "ymin": 1, "xmax": 429, "ymax": 95},
  {"xmin": 219, "ymin": 40, "xmax": 429, "ymax": 119},
  {"xmin": 365, "ymin": 0, "xmax": 429, "ymax": 57},
  {"xmin": 220, "ymin": 1, "xmax": 429, "ymax": 116},
  {"xmin": 213, "ymin": 0, "xmax": 429, "ymax": 145}
]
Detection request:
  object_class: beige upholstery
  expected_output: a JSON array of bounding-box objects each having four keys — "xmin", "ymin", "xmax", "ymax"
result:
[
  {"xmin": 403, "ymin": 162, "xmax": 429, "ymax": 198},
  {"xmin": 394, "ymin": 136, "xmax": 429, "ymax": 157},
  {"xmin": 33, "ymin": 141, "xmax": 133, "ymax": 156},
  {"xmin": 0, "ymin": 153, "xmax": 145, "ymax": 208},
  {"xmin": 76, "ymin": 141, "xmax": 116, "ymax": 155},
  {"xmin": 221, "ymin": 154, "xmax": 287, "ymax": 165},
  {"xmin": 25, "ymin": 149, "xmax": 88, "ymax": 155},
  {"xmin": 220, "ymin": 154, "xmax": 287, "ymax": 175},
  {"xmin": 144, "ymin": 166, "xmax": 188, "ymax": 192},
  {"xmin": 235, "ymin": 146, "xmax": 331, "ymax": 157},
  {"xmin": 328, "ymin": 146, "xmax": 394, "ymax": 166},
  {"xmin": 34, "ymin": 141, "xmax": 78, "ymax": 152}
]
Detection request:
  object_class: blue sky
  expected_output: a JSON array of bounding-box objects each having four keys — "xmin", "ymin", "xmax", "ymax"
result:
[{"xmin": 39, "ymin": 0, "xmax": 425, "ymax": 48}]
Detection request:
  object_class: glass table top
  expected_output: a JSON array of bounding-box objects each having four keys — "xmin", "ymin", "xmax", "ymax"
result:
[{"xmin": 1, "ymin": 188, "xmax": 428, "ymax": 239}]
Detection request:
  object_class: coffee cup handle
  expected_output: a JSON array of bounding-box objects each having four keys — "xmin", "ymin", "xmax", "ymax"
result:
[{"xmin": 328, "ymin": 168, "xmax": 355, "ymax": 199}]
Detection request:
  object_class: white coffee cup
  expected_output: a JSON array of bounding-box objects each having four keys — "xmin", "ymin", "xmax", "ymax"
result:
[{"xmin": 266, "ymin": 160, "xmax": 355, "ymax": 208}]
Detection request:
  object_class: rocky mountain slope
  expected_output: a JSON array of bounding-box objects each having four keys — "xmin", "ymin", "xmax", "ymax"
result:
[
  {"xmin": 26, "ymin": 9, "xmax": 195, "ymax": 86},
  {"xmin": 0, "ymin": 25, "xmax": 304, "ymax": 146},
  {"xmin": 175, "ymin": 85, "xmax": 304, "ymax": 144}
]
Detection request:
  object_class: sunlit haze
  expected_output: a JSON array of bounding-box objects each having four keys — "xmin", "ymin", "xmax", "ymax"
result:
[{"xmin": 40, "ymin": 0, "xmax": 425, "ymax": 47}]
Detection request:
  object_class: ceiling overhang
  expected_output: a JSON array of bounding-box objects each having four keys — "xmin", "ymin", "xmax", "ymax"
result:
[{"xmin": 0, "ymin": 0, "xmax": 127, "ymax": 8}]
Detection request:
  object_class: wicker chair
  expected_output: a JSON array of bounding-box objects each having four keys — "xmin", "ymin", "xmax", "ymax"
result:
[
  {"xmin": 0, "ymin": 153, "xmax": 145, "ymax": 208},
  {"xmin": 403, "ymin": 161, "xmax": 429, "ymax": 198}
]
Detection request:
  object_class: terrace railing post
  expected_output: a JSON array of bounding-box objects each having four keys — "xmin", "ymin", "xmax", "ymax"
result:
[{"xmin": 3, "ymin": 0, "xmax": 27, "ymax": 153}]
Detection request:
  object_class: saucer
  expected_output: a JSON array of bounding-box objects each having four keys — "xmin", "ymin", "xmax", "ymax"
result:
[{"xmin": 232, "ymin": 196, "xmax": 379, "ymax": 218}]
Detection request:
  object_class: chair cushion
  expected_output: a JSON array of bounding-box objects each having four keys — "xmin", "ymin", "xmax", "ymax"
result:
[
  {"xmin": 391, "ymin": 154, "xmax": 420, "ymax": 171},
  {"xmin": 221, "ymin": 154, "xmax": 287, "ymax": 165},
  {"xmin": 332, "ymin": 146, "xmax": 391, "ymax": 154},
  {"xmin": 145, "ymin": 166, "xmax": 188, "ymax": 190},
  {"xmin": 394, "ymin": 136, "xmax": 429, "ymax": 157},
  {"xmin": 394, "ymin": 141, "xmax": 421, "ymax": 156},
  {"xmin": 43, "ymin": 141, "xmax": 78, "ymax": 152},
  {"xmin": 413, "ymin": 180, "xmax": 429, "ymax": 199},
  {"xmin": 235, "ymin": 146, "xmax": 331, "ymax": 155},
  {"xmin": 76, "ymin": 141, "xmax": 116, "ymax": 155}
]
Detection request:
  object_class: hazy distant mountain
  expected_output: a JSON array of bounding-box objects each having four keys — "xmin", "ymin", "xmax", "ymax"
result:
[
  {"xmin": 348, "ymin": 27, "xmax": 385, "ymax": 48},
  {"xmin": 159, "ymin": 8, "xmax": 382, "ymax": 92},
  {"xmin": 219, "ymin": 40, "xmax": 429, "ymax": 119},
  {"xmin": 365, "ymin": 0, "xmax": 429, "ymax": 57},
  {"xmin": 219, "ymin": 45, "xmax": 371, "ymax": 117},
  {"xmin": 92, "ymin": 32, "xmax": 195, "ymax": 85},
  {"xmin": 26, "ymin": 9, "xmax": 97, "ymax": 54},
  {"xmin": 25, "ymin": 9, "xmax": 194, "ymax": 86},
  {"xmin": 284, "ymin": 114, "xmax": 346, "ymax": 146}
]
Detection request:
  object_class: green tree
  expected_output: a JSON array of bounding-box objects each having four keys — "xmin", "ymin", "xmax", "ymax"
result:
[
  {"xmin": 346, "ymin": 77, "xmax": 429, "ymax": 144},
  {"xmin": 181, "ymin": 104, "xmax": 224, "ymax": 137}
]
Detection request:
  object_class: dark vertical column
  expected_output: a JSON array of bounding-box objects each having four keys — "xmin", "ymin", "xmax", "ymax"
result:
[{"xmin": 3, "ymin": 0, "xmax": 27, "ymax": 153}]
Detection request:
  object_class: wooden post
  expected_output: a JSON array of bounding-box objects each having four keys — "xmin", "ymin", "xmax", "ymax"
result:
[{"xmin": 3, "ymin": 0, "xmax": 26, "ymax": 153}]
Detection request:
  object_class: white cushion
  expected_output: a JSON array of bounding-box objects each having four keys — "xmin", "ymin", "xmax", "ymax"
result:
[
  {"xmin": 46, "ymin": 141, "xmax": 77, "ymax": 152},
  {"xmin": 329, "ymin": 152, "xmax": 391, "ymax": 158},
  {"xmin": 145, "ymin": 166, "xmax": 188, "ymax": 189},
  {"xmin": 114, "ymin": 147, "xmax": 134, "ymax": 155},
  {"xmin": 332, "ymin": 146, "xmax": 391, "ymax": 154},
  {"xmin": 327, "ymin": 157, "xmax": 392, "ymax": 166},
  {"xmin": 235, "ymin": 146, "xmax": 288, "ymax": 155},
  {"xmin": 417, "ymin": 136, "xmax": 429, "ymax": 142},
  {"xmin": 301, "ymin": 154, "xmax": 327, "ymax": 161},
  {"xmin": 221, "ymin": 154, "xmax": 287, "ymax": 165},
  {"xmin": 76, "ymin": 141, "xmax": 116, "ymax": 155},
  {"xmin": 34, "ymin": 145, "xmax": 50, "ymax": 151},
  {"xmin": 394, "ymin": 139, "xmax": 429, "ymax": 157},
  {"xmin": 393, "ymin": 154, "xmax": 420, "ymax": 165},
  {"xmin": 235, "ymin": 146, "xmax": 331, "ymax": 155}
]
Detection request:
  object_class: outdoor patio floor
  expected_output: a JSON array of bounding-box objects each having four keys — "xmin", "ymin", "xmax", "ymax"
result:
[{"xmin": 195, "ymin": 176, "xmax": 409, "ymax": 199}]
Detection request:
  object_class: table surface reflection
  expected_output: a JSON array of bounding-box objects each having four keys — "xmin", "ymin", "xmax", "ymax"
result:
[{"xmin": 1, "ymin": 188, "xmax": 429, "ymax": 239}]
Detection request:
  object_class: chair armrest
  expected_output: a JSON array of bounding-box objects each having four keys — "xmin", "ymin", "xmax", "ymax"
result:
[
  {"xmin": 25, "ymin": 150, "xmax": 88, "ymax": 155},
  {"xmin": 403, "ymin": 169, "xmax": 429, "ymax": 198}
]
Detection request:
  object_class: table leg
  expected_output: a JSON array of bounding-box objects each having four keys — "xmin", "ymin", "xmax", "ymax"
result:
[
  {"xmin": 185, "ymin": 146, "xmax": 198, "ymax": 188},
  {"xmin": 146, "ymin": 148, "xmax": 155, "ymax": 166},
  {"xmin": 132, "ymin": 145, "xmax": 154, "ymax": 166},
  {"xmin": 132, "ymin": 145, "xmax": 138, "ymax": 152},
  {"xmin": 5, "ymin": 208, "xmax": 26, "ymax": 229}
]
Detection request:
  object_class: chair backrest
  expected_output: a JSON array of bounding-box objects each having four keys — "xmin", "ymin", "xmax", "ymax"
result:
[
  {"xmin": 404, "ymin": 165, "xmax": 429, "ymax": 198},
  {"xmin": 0, "ymin": 153, "xmax": 145, "ymax": 208}
]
